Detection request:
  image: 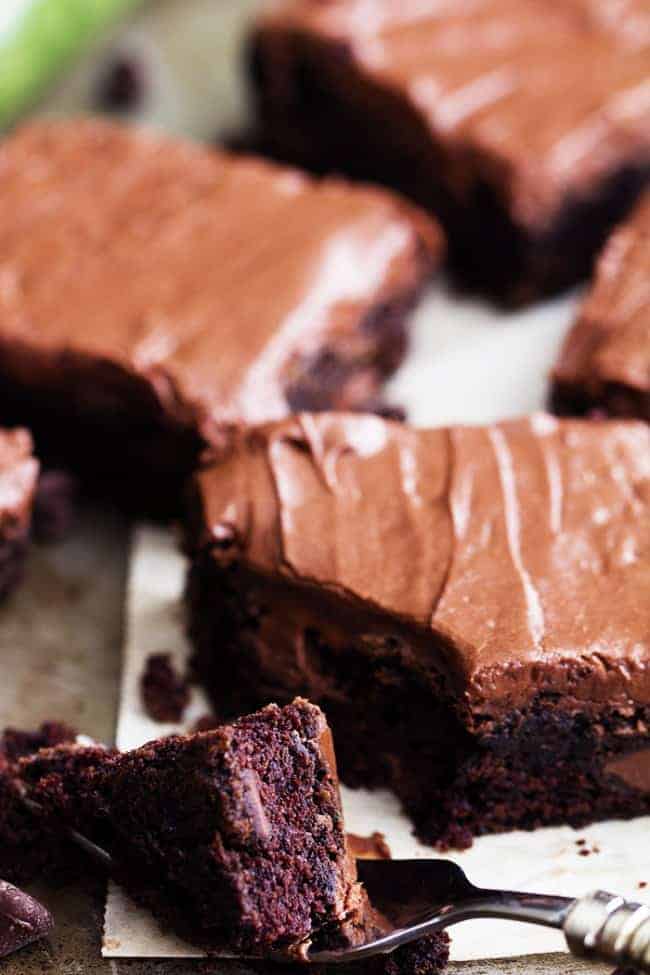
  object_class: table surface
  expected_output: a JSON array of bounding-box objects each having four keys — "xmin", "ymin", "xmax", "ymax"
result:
[{"xmin": 0, "ymin": 508, "xmax": 614, "ymax": 975}]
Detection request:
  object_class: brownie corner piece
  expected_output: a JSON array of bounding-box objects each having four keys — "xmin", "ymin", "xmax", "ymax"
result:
[
  {"xmin": 0, "ymin": 428, "xmax": 39, "ymax": 599},
  {"xmin": 184, "ymin": 411, "xmax": 650, "ymax": 849},
  {"xmin": 249, "ymin": 0, "xmax": 650, "ymax": 304},
  {"xmin": 0, "ymin": 119, "xmax": 440, "ymax": 517},
  {"xmin": 551, "ymin": 190, "xmax": 650, "ymax": 420},
  {"xmin": 22, "ymin": 699, "xmax": 368, "ymax": 957}
]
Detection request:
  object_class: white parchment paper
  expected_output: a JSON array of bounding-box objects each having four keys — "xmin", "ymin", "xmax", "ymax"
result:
[{"xmin": 105, "ymin": 284, "xmax": 650, "ymax": 960}]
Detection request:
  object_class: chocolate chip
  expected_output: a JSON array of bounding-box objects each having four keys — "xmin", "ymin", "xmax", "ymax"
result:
[{"xmin": 0, "ymin": 880, "xmax": 54, "ymax": 957}]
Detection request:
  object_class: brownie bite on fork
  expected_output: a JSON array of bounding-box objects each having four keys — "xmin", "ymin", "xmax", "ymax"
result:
[{"xmin": 21, "ymin": 700, "xmax": 374, "ymax": 957}]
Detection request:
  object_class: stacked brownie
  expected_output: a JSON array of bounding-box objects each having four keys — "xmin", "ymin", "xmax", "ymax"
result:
[
  {"xmin": 0, "ymin": 119, "xmax": 441, "ymax": 516},
  {"xmin": 0, "ymin": 429, "xmax": 39, "ymax": 599},
  {"xmin": 250, "ymin": 0, "xmax": 650, "ymax": 302},
  {"xmin": 185, "ymin": 412, "xmax": 650, "ymax": 848},
  {"xmin": 552, "ymin": 191, "xmax": 650, "ymax": 420}
]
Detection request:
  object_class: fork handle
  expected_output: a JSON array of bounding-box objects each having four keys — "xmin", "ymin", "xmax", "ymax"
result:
[{"xmin": 564, "ymin": 890, "xmax": 650, "ymax": 972}]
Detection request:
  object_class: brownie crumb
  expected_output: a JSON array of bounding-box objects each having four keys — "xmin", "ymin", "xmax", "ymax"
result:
[
  {"xmin": 33, "ymin": 470, "xmax": 78, "ymax": 543},
  {"xmin": 1, "ymin": 722, "xmax": 77, "ymax": 763},
  {"xmin": 379, "ymin": 933, "xmax": 451, "ymax": 975},
  {"xmin": 347, "ymin": 832, "xmax": 391, "ymax": 860},
  {"xmin": 95, "ymin": 55, "xmax": 146, "ymax": 112},
  {"xmin": 639, "ymin": 881, "xmax": 647, "ymax": 889},
  {"xmin": 140, "ymin": 654, "xmax": 190, "ymax": 723},
  {"xmin": 0, "ymin": 880, "xmax": 53, "ymax": 958},
  {"xmin": 192, "ymin": 714, "xmax": 220, "ymax": 734}
]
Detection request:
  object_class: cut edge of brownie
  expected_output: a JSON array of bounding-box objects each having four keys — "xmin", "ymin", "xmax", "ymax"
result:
[
  {"xmin": 185, "ymin": 555, "xmax": 650, "ymax": 852},
  {"xmin": 20, "ymin": 700, "xmax": 370, "ymax": 958},
  {"xmin": 0, "ymin": 269, "xmax": 432, "ymax": 520}
]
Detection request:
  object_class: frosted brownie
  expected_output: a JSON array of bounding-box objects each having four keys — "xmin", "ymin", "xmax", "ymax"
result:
[
  {"xmin": 250, "ymin": 0, "xmax": 650, "ymax": 303},
  {"xmin": 22, "ymin": 701, "xmax": 371, "ymax": 957},
  {"xmin": 0, "ymin": 430, "xmax": 38, "ymax": 599},
  {"xmin": 185, "ymin": 412, "xmax": 650, "ymax": 848},
  {"xmin": 552, "ymin": 191, "xmax": 650, "ymax": 421},
  {"xmin": 0, "ymin": 120, "xmax": 440, "ymax": 516}
]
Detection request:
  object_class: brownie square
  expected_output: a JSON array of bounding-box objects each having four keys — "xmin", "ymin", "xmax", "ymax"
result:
[
  {"xmin": 22, "ymin": 700, "xmax": 369, "ymax": 957},
  {"xmin": 552, "ymin": 191, "xmax": 650, "ymax": 420},
  {"xmin": 185, "ymin": 413, "xmax": 650, "ymax": 849},
  {"xmin": 250, "ymin": 0, "xmax": 650, "ymax": 304},
  {"xmin": 0, "ymin": 120, "xmax": 440, "ymax": 517},
  {"xmin": 0, "ymin": 429, "xmax": 38, "ymax": 599}
]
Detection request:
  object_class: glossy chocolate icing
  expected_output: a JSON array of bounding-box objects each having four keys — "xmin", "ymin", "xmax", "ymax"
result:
[
  {"xmin": 0, "ymin": 430, "xmax": 38, "ymax": 530},
  {"xmin": 191, "ymin": 412, "xmax": 650, "ymax": 714},
  {"xmin": 257, "ymin": 0, "xmax": 650, "ymax": 229},
  {"xmin": 0, "ymin": 119, "xmax": 440, "ymax": 436},
  {"xmin": 553, "ymin": 191, "xmax": 650, "ymax": 412}
]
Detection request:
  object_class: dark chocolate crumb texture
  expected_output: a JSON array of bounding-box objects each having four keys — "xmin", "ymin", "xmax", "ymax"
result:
[
  {"xmin": 0, "ymin": 722, "xmax": 79, "ymax": 886},
  {"xmin": 250, "ymin": 0, "xmax": 650, "ymax": 304},
  {"xmin": 0, "ymin": 119, "xmax": 441, "ymax": 517},
  {"xmin": 185, "ymin": 412, "xmax": 650, "ymax": 849},
  {"xmin": 552, "ymin": 190, "xmax": 650, "ymax": 421},
  {"xmin": 21, "ymin": 700, "xmax": 370, "ymax": 957},
  {"xmin": 0, "ymin": 429, "xmax": 39, "ymax": 599}
]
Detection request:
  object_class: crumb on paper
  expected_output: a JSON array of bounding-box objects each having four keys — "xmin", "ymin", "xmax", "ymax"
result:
[
  {"xmin": 140, "ymin": 654, "xmax": 190, "ymax": 723},
  {"xmin": 347, "ymin": 832, "xmax": 392, "ymax": 860}
]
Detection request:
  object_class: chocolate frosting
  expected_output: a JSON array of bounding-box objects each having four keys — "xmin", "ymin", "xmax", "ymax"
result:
[
  {"xmin": 0, "ymin": 119, "xmax": 440, "ymax": 432},
  {"xmin": 192, "ymin": 412, "xmax": 650, "ymax": 712},
  {"xmin": 258, "ymin": 0, "xmax": 650, "ymax": 226},
  {"xmin": 554, "ymin": 191, "xmax": 650, "ymax": 402},
  {"xmin": 0, "ymin": 430, "xmax": 38, "ymax": 531}
]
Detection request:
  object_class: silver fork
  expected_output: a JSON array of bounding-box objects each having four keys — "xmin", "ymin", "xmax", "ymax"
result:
[
  {"xmin": 310, "ymin": 859, "xmax": 650, "ymax": 970},
  {"xmin": 23, "ymin": 795, "xmax": 650, "ymax": 969}
]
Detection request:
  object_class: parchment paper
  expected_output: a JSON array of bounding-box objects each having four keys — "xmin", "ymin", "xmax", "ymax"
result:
[{"xmin": 105, "ymin": 284, "xmax": 650, "ymax": 960}]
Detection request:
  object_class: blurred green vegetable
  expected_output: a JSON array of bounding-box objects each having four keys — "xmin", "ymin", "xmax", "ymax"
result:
[{"xmin": 0, "ymin": 0, "xmax": 143, "ymax": 128}]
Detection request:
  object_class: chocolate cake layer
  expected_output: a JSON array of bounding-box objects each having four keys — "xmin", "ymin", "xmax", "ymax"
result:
[
  {"xmin": 0, "ymin": 429, "xmax": 38, "ymax": 599},
  {"xmin": 552, "ymin": 191, "xmax": 650, "ymax": 420},
  {"xmin": 22, "ymin": 700, "xmax": 368, "ymax": 957},
  {"xmin": 250, "ymin": 0, "xmax": 650, "ymax": 304},
  {"xmin": 0, "ymin": 120, "xmax": 440, "ymax": 517},
  {"xmin": 185, "ymin": 412, "xmax": 650, "ymax": 847}
]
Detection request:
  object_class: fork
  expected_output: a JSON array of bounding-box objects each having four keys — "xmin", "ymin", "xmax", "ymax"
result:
[
  {"xmin": 22, "ymin": 794, "xmax": 650, "ymax": 969},
  {"xmin": 310, "ymin": 858, "xmax": 650, "ymax": 970}
]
